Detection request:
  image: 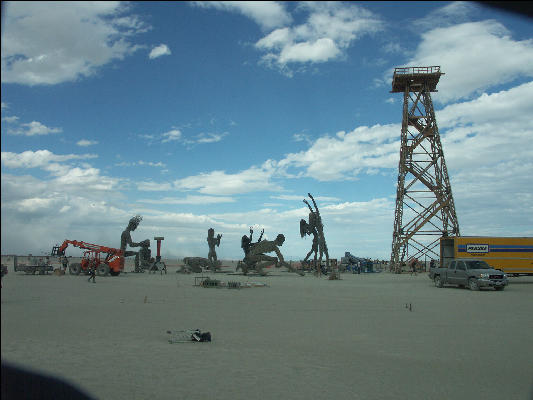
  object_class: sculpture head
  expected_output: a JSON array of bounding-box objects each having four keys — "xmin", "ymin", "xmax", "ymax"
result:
[
  {"xmin": 300, "ymin": 219, "xmax": 308, "ymax": 238},
  {"xmin": 275, "ymin": 234, "xmax": 285, "ymax": 246},
  {"xmin": 128, "ymin": 215, "xmax": 142, "ymax": 231},
  {"xmin": 208, "ymin": 228, "xmax": 214, "ymax": 238},
  {"xmin": 241, "ymin": 235, "xmax": 251, "ymax": 250}
]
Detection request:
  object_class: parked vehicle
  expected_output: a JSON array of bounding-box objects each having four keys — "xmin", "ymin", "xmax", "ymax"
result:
[
  {"xmin": 13, "ymin": 255, "xmax": 54, "ymax": 275},
  {"xmin": 440, "ymin": 236, "xmax": 533, "ymax": 276},
  {"xmin": 432, "ymin": 259, "xmax": 508, "ymax": 291}
]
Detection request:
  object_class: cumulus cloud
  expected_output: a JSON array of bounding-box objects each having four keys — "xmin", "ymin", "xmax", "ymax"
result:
[
  {"xmin": 255, "ymin": 2, "xmax": 382, "ymax": 71},
  {"xmin": 278, "ymin": 124, "xmax": 399, "ymax": 181},
  {"xmin": 438, "ymin": 81, "xmax": 533, "ymax": 169},
  {"xmin": 149, "ymin": 44, "xmax": 171, "ymax": 59},
  {"xmin": 173, "ymin": 160, "xmax": 282, "ymax": 195},
  {"xmin": 2, "ymin": 115, "xmax": 19, "ymax": 123},
  {"xmin": 8, "ymin": 121, "xmax": 63, "ymax": 136},
  {"xmin": 1, "ymin": 2, "xmax": 148, "ymax": 85},
  {"xmin": 191, "ymin": 1, "xmax": 292, "ymax": 30},
  {"xmin": 405, "ymin": 20, "xmax": 533, "ymax": 103},
  {"xmin": 1, "ymin": 150, "xmax": 97, "ymax": 169}
]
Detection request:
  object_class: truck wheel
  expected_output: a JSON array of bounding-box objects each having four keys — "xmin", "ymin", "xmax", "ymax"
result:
[
  {"xmin": 97, "ymin": 264, "xmax": 110, "ymax": 276},
  {"xmin": 434, "ymin": 275, "xmax": 443, "ymax": 288},
  {"xmin": 468, "ymin": 278, "xmax": 479, "ymax": 291},
  {"xmin": 69, "ymin": 263, "xmax": 81, "ymax": 275}
]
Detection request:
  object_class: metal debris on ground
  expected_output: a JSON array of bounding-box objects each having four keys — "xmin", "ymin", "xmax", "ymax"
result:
[
  {"xmin": 193, "ymin": 276, "xmax": 268, "ymax": 289},
  {"xmin": 167, "ymin": 329, "xmax": 212, "ymax": 343}
]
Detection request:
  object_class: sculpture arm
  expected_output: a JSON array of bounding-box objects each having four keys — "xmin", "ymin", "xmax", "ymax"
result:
[
  {"xmin": 303, "ymin": 199, "xmax": 313, "ymax": 213},
  {"xmin": 274, "ymin": 246, "xmax": 284, "ymax": 263},
  {"xmin": 308, "ymin": 193, "xmax": 320, "ymax": 215}
]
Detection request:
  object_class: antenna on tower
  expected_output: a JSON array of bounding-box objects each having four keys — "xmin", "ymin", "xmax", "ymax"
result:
[{"xmin": 389, "ymin": 66, "xmax": 460, "ymax": 273}]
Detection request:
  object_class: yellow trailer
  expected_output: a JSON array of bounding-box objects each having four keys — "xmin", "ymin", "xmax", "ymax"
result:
[{"xmin": 440, "ymin": 236, "xmax": 533, "ymax": 276}]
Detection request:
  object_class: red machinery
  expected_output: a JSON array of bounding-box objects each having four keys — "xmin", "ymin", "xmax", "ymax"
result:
[{"xmin": 52, "ymin": 240, "xmax": 124, "ymax": 276}]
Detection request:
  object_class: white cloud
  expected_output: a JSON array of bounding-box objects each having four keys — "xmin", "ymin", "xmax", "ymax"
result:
[
  {"xmin": 413, "ymin": 1, "xmax": 478, "ymax": 30},
  {"xmin": 149, "ymin": 44, "xmax": 171, "ymax": 59},
  {"xmin": 191, "ymin": 1, "xmax": 292, "ymax": 30},
  {"xmin": 279, "ymin": 123, "xmax": 399, "ymax": 181},
  {"xmin": 439, "ymin": 81, "xmax": 533, "ymax": 170},
  {"xmin": 1, "ymin": 150, "xmax": 97, "ymax": 169},
  {"xmin": 138, "ymin": 195, "xmax": 235, "ymax": 204},
  {"xmin": 406, "ymin": 20, "xmax": 533, "ymax": 103},
  {"xmin": 161, "ymin": 129, "xmax": 182, "ymax": 143},
  {"xmin": 77, "ymin": 139, "xmax": 98, "ymax": 147},
  {"xmin": 136, "ymin": 181, "xmax": 174, "ymax": 192},
  {"xmin": 173, "ymin": 160, "xmax": 281, "ymax": 195},
  {"xmin": 138, "ymin": 161, "xmax": 166, "ymax": 168},
  {"xmin": 272, "ymin": 194, "xmax": 340, "ymax": 202},
  {"xmin": 255, "ymin": 2, "xmax": 382, "ymax": 70},
  {"xmin": 0, "ymin": 150, "xmax": 121, "ymax": 194},
  {"xmin": 9, "ymin": 121, "xmax": 63, "ymax": 136},
  {"xmin": 194, "ymin": 132, "xmax": 228, "ymax": 144},
  {"xmin": 1, "ymin": 2, "xmax": 148, "ymax": 85},
  {"xmin": 1, "ymin": 115, "xmax": 19, "ymax": 123}
]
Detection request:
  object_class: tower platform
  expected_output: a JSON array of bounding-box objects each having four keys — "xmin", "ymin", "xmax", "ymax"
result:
[{"xmin": 391, "ymin": 66, "xmax": 443, "ymax": 93}]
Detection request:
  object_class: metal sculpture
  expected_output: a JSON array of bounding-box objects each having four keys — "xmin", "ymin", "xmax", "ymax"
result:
[
  {"xmin": 238, "ymin": 233, "xmax": 304, "ymax": 276},
  {"xmin": 207, "ymin": 228, "xmax": 222, "ymax": 272},
  {"xmin": 241, "ymin": 227, "xmax": 264, "ymax": 257},
  {"xmin": 301, "ymin": 193, "xmax": 329, "ymax": 274},
  {"xmin": 120, "ymin": 215, "xmax": 144, "ymax": 272}
]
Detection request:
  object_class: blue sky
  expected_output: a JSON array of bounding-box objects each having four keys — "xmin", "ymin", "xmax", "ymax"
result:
[{"xmin": 1, "ymin": 1, "xmax": 532, "ymax": 260}]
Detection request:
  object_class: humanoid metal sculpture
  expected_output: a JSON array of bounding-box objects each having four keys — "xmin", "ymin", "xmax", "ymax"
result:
[
  {"xmin": 241, "ymin": 227, "xmax": 264, "ymax": 257},
  {"xmin": 300, "ymin": 212, "xmax": 318, "ymax": 270},
  {"xmin": 302, "ymin": 193, "xmax": 329, "ymax": 274},
  {"xmin": 120, "ymin": 215, "xmax": 144, "ymax": 272},
  {"xmin": 238, "ymin": 233, "xmax": 304, "ymax": 276},
  {"xmin": 138, "ymin": 239, "xmax": 159, "ymax": 273},
  {"xmin": 207, "ymin": 228, "xmax": 222, "ymax": 271}
]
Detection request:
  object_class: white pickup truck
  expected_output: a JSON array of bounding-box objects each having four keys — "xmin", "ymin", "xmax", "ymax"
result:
[{"xmin": 431, "ymin": 260, "xmax": 508, "ymax": 291}]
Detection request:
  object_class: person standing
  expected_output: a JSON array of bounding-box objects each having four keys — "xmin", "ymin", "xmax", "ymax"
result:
[
  {"xmin": 87, "ymin": 263, "xmax": 96, "ymax": 283},
  {"xmin": 61, "ymin": 256, "xmax": 69, "ymax": 271}
]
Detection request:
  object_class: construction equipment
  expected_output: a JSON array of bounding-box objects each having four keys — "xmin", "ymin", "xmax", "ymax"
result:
[{"xmin": 51, "ymin": 240, "xmax": 124, "ymax": 276}]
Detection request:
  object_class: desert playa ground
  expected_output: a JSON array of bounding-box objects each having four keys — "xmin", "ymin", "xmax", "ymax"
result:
[{"xmin": 2, "ymin": 265, "xmax": 533, "ymax": 400}]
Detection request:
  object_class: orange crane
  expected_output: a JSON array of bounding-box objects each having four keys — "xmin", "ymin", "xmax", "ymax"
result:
[{"xmin": 51, "ymin": 240, "xmax": 124, "ymax": 276}]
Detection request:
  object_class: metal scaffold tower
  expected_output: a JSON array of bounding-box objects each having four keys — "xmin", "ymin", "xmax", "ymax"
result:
[{"xmin": 390, "ymin": 66, "xmax": 460, "ymax": 273}]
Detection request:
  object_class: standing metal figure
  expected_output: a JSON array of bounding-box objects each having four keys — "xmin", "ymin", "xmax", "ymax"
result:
[
  {"xmin": 207, "ymin": 228, "xmax": 222, "ymax": 271},
  {"xmin": 303, "ymin": 193, "xmax": 329, "ymax": 274}
]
